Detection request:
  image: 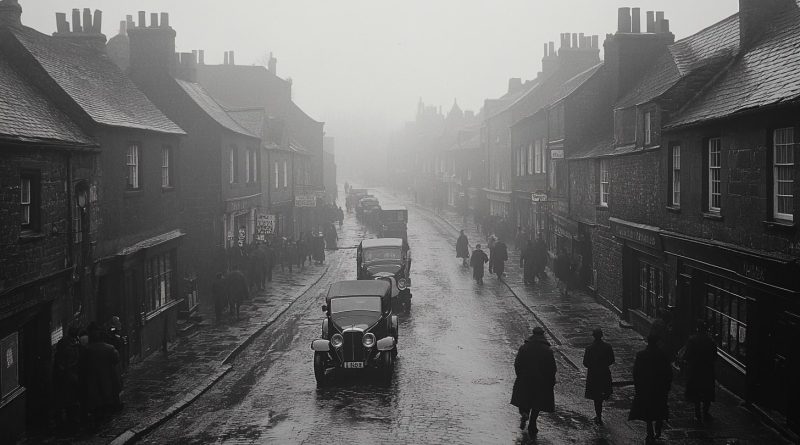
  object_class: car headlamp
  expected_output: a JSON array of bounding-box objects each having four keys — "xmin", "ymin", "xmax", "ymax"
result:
[
  {"xmin": 362, "ymin": 333, "xmax": 376, "ymax": 348},
  {"xmin": 397, "ymin": 278, "xmax": 407, "ymax": 290},
  {"xmin": 331, "ymin": 333, "xmax": 343, "ymax": 348}
]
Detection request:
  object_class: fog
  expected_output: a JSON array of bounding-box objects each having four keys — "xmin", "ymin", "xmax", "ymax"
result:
[{"xmin": 25, "ymin": 0, "xmax": 738, "ymax": 181}]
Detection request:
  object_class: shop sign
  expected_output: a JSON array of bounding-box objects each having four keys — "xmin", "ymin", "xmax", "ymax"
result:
[
  {"xmin": 238, "ymin": 226, "xmax": 247, "ymax": 247},
  {"xmin": 295, "ymin": 195, "xmax": 317, "ymax": 208},
  {"xmin": 612, "ymin": 218, "xmax": 659, "ymax": 248},
  {"xmin": 257, "ymin": 214, "xmax": 276, "ymax": 240},
  {"xmin": 313, "ymin": 190, "xmax": 327, "ymax": 198},
  {"xmin": 225, "ymin": 194, "xmax": 262, "ymax": 214},
  {"xmin": 741, "ymin": 262, "xmax": 766, "ymax": 282},
  {"xmin": 1, "ymin": 332, "xmax": 19, "ymax": 398},
  {"xmin": 531, "ymin": 192, "xmax": 549, "ymax": 202},
  {"xmin": 550, "ymin": 149, "xmax": 564, "ymax": 159}
]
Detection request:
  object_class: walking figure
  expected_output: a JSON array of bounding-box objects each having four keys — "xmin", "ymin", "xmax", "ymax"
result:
[
  {"xmin": 583, "ymin": 328, "xmax": 615, "ymax": 425},
  {"xmin": 684, "ymin": 320, "xmax": 716, "ymax": 423},
  {"xmin": 212, "ymin": 272, "xmax": 227, "ymax": 324},
  {"xmin": 629, "ymin": 334, "xmax": 672, "ymax": 443},
  {"xmin": 554, "ymin": 248, "xmax": 572, "ymax": 296},
  {"xmin": 469, "ymin": 244, "xmax": 489, "ymax": 284},
  {"xmin": 520, "ymin": 240, "xmax": 536, "ymax": 284},
  {"xmin": 225, "ymin": 270, "xmax": 249, "ymax": 320},
  {"xmin": 487, "ymin": 233, "xmax": 497, "ymax": 274},
  {"xmin": 511, "ymin": 326, "xmax": 556, "ymax": 437},
  {"xmin": 456, "ymin": 230, "xmax": 470, "ymax": 267},
  {"xmin": 492, "ymin": 238, "xmax": 508, "ymax": 280}
]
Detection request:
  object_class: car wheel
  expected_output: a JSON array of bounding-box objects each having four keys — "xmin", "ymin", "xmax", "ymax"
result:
[
  {"xmin": 381, "ymin": 351, "xmax": 394, "ymax": 385},
  {"xmin": 314, "ymin": 352, "xmax": 327, "ymax": 387}
]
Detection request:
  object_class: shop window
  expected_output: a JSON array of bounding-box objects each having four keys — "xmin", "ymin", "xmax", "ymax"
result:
[
  {"xmin": 773, "ymin": 127, "xmax": 794, "ymax": 221},
  {"xmin": 0, "ymin": 332, "xmax": 19, "ymax": 399},
  {"xmin": 704, "ymin": 276, "xmax": 748, "ymax": 364},
  {"xmin": 637, "ymin": 261, "xmax": 664, "ymax": 318},
  {"xmin": 707, "ymin": 138, "xmax": 722, "ymax": 212},
  {"xmin": 144, "ymin": 252, "xmax": 174, "ymax": 313},
  {"xmin": 20, "ymin": 170, "xmax": 40, "ymax": 231}
]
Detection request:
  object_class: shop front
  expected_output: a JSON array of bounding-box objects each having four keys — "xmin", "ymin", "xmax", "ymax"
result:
[
  {"xmin": 663, "ymin": 233, "xmax": 800, "ymax": 432},
  {"xmin": 485, "ymin": 189, "xmax": 511, "ymax": 218}
]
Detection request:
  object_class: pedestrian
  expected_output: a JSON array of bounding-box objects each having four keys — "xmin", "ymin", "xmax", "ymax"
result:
[
  {"xmin": 629, "ymin": 334, "xmax": 672, "ymax": 443},
  {"xmin": 251, "ymin": 243, "xmax": 266, "ymax": 290},
  {"xmin": 53, "ymin": 325, "xmax": 84, "ymax": 430},
  {"xmin": 296, "ymin": 235, "xmax": 307, "ymax": 269},
  {"xmin": 583, "ymin": 328, "xmax": 615, "ymax": 425},
  {"xmin": 469, "ymin": 244, "xmax": 489, "ymax": 284},
  {"xmin": 456, "ymin": 229, "xmax": 470, "ymax": 267},
  {"xmin": 338, "ymin": 206, "xmax": 344, "ymax": 227},
  {"xmin": 520, "ymin": 240, "xmax": 537, "ymax": 284},
  {"xmin": 492, "ymin": 238, "xmax": 508, "ymax": 280},
  {"xmin": 212, "ymin": 272, "xmax": 227, "ymax": 324},
  {"xmin": 487, "ymin": 233, "xmax": 497, "ymax": 274},
  {"xmin": 511, "ymin": 326, "xmax": 556, "ymax": 437},
  {"xmin": 684, "ymin": 320, "xmax": 716, "ymax": 423},
  {"xmin": 325, "ymin": 223, "xmax": 338, "ymax": 250},
  {"xmin": 515, "ymin": 226, "xmax": 526, "ymax": 252},
  {"xmin": 82, "ymin": 322, "xmax": 122, "ymax": 424},
  {"xmin": 225, "ymin": 270, "xmax": 249, "ymax": 319},
  {"xmin": 284, "ymin": 237, "xmax": 296, "ymax": 273},
  {"xmin": 264, "ymin": 242, "xmax": 275, "ymax": 282},
  {"xmin": 554, "ymin": 248, "xmax": 572, "ymax": 296},
  {"xmin": 533, "ymin": 235, "xmax": 549, "ymax": 281}
]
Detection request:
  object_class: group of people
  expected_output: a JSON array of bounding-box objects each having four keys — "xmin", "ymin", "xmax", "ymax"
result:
[
  {"xmin": 511, "ymin": 322, "xmax": 718, "ymax": 442},
  {"xmin": 457, "ymin": 230, "xmax": 510, "ymax": 285},
  {"xmin": 52, "ymin": 320, "xmax": 126, "ymax": 431}
]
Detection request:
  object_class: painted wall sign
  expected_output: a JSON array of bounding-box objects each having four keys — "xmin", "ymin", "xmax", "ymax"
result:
[
  {"xmin": 294, "ymin": 195, "xmax": 317, "ymax": 208},
  {"xmin": 550, "ymin": 149, "xmax": 564, "ymax": 159}
]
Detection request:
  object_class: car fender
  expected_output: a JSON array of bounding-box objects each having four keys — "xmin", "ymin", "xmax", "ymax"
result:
[
  {"xmin": 376, "ymin": 336, "xmax": 396, "ymax": 351},
  {"xmin": 322, "ymin": 319, "xmax": 329, "ymax": 338},
  {"xmin": 311, "ymin": 339, "xmax": 331, "ymax": 352}
]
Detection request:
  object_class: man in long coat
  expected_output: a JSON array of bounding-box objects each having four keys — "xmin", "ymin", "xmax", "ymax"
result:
[
  {"xmin": 533, "ymin": 235, "xmax": 548, "ymax": 280},
  {"xmin": 469, "ymin": 244, "xmax": 489, "ymax": 284},
  {"xmin": 82, "ymin": 323, "xmax": 122, "ymax": 423},
  {"xmin": 511, "ymin": 326, "xmax": 556, "ymax": 437},
  {"xmin": 583, "ymin": 328, "xmax": 615, "ymax": 424},
  {"xmin": 629, "ymin": 334, "xmax": 672, "ymax": 441},
  {"xmin": 520, "ymin": 240, "xmax": 537, "ymax": 284},
  {"xmin": 225, "ymin": 270, "xmax": 249, "ymax": 319},
  {"xmin": 492, "ymin": 239, "xmax": 508, "ymax": 280},
  {"xmin": 456, "ymin": 230, "xmax": 470, "ymax": 267},
  {"xmin": 684, "ymin": 320, "xmax": 716, "ymax": 422}
]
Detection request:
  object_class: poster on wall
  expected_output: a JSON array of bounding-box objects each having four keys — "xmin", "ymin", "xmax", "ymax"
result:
[
  {"xmin": 1, "ymin": 332, "xmax": 19, "ymax": 398},
  {"xmin": 257, "ymin": 213, "xmax": 276, "ymax": 240}
]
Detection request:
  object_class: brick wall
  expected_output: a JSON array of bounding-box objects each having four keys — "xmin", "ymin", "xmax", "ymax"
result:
[
  {"xmin": 591, "ymin": 226, "xmax": 624, "ymax": 312},
  {"xmin": 569, "ymin": 158, "xmax": 598, "ymax": 223},
  {"xmin": 609, "ymin": 149, "xmax": 663, "ymax": 227}
]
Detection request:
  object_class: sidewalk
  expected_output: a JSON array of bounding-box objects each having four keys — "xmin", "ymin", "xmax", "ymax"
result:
[
  {"xmin": 25, "ymin": 262, "xmax": 330, "ymax": 445},
  {"xmin": 419, "ymin": 202, "xmax": 791, "ymax": 444}
]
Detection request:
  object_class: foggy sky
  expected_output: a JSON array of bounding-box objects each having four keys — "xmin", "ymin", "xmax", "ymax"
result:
[{"xmin": 23, "ymin": 1, "xmax": 739, "ymax": 180}]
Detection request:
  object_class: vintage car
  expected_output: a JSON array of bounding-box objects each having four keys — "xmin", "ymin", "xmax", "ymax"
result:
[
  {"xmin": 357, "ymin": 238, "xmax": 412, "ymax": 311},
  {"xmin": 311, "ymin": 280, "xmax": 398, "ymax": 386},
  {"xmin": 356, "ymin": 196, "xmax": 381, "ymax": 225},
  {"xmin": 378, "ymin": 206, "xmax": 408, "ymax": 240}
]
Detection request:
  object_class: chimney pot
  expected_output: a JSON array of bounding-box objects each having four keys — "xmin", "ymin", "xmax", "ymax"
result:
[
  {"xmin": 92, "ymin": 10, "xmax": 102, "ymax": 33},
  {"xmin": 138, "ymin": 11, "xmax": 146, "ymax": 28},
  {"xmin": 72, "ymin": 8, "xmax": 82, "ymax": 33},
  {"xmin": 579, "ymin": 32, "xmax": 585, "ymax": 48},
  {"xmin": 571, "ymin": 33, "xmax": 577, "ymax": 48},
  {"xmin": 229, "ymin": 50, "xmax": 235, "ymax": 65},
  {"xmin": 646, "ymin": 11, "xmax": 655, "ymax": 33},
  {"xmin": 224, "ymin": 51, "xmax": 229, "ymax": 65},
  {"xmin": 631, "ymin": 7, "xmax": 641, "ymax": 33},
  {"xmin": 591, "ymin": 35, "xmax": 599, "ymax": 49},
  {"xmin": 543, "ymin": 42, "xmax": 548, "ymax": 57},
  {"xmin": 82, "ymin": 8, "xmax": 92, "ymax": 33},
  {"xmin": 548, "ymin": 41, "xmax": 555, "ymax": 56},
  {"xmin": 661, "ymin": 19, "xmax": 670, "ymax": 33},
  {"xmin": 617, "ymin": 7, "xmax": 632, "ymax": 33},
  {"xmin": 160, "ymin": 12, "xmax": 169, "ymax": 28},
  {"xmin": 150, "ymin": 12, "xmax": 158, "ymax": 28},
  {"xmin": 118, "ymin": 20, "xmax": 126, "ymax": 36},
  {"xmin": 199, "ymin": 49, "xmax": 205, "ymax": 65},
  {"xmin": 55, "ymin": 12, "xmax": 68, "ymax": 33},
  {"xmin": 126, "ymin": 14, "xmax": 134, "ymax": 29}
]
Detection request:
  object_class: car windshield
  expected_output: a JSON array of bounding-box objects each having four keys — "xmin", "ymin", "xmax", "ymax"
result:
[
  {"xmin": 330, "ymin": 296, "xmax": 382, "ymax": 313},
  {"xmin": 363, "ymin": 247, "xmax": 401, "ymax": 262}
]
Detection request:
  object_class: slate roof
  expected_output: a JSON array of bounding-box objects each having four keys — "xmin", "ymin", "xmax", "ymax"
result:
[
  {"xmin": 568, "ymin": 137, "xmax": 630, "ymax": 159},
  {"xmin": 9, "ymin": 26, "xmax": 184, "ymax": 135},
  {"xmin": 668, "ymin": 2, "xmax": 800, "ymax": 127},
  {"xmin": 176, "ymin": 79, "xmax": 258, "ymax": 138},
  {"xmin": 550, "ymin": 62, "xmax": 604, "ymax": 106},
  {"xmin": 487, "ymin": 80, "xmax": 540, "ymax": 119},
  {"xmin": 0, "ymin": 55, "xmax": 94, "ymax": 146},
  {"xmin": 616, "ymin": 14, "xmax": 740, "ymax": 109}
]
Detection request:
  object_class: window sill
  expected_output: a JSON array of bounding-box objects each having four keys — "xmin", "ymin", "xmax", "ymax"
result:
[
  {"xmin": 124, "ymin": 189, "xmax": 143, "ymax": 198},
  {"xmin": 161, "ymin": 186, "xmax": 175, "ymax": 193},
  {"xmin": 143, "ymin": 298, "xmax": 182, "ymax": 322},
  {"xmin": 763, "ymin": 219, "xmax": 796, "ymax": 232},
  {"xmin": 18, "ymin": 231, "xmax": 45, "ymax": 243},
  {"xmin": 666, "ymin": 205, "xmax": 681, "ymax": 214},
  {"xmin": 596, "ymin": 204, "xmax": 609, "ymax": 211},
  {"xmin": 702, "ymin": 212, "xmax": 723, "ymax": 221}
]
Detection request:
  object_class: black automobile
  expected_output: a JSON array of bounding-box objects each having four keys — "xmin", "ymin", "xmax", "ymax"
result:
[
  {"xmin": 357, "ymin": 238, "xmax": 412, "ymax": 311},
  {"xmin": 311, "ymin": 280, "xmax": 398, "ymax": 386},
  {"xmin": 378, "ymin": 206, "xmax": 408, "ymax": 241}
]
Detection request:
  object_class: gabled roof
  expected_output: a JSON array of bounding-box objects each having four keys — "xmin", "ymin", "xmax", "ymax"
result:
[
  {"xmin": 616, "ymin": 14, "xmax": 740, "ymax": 109},
  {"xmin": 0, "ymin": 55, "xmax": 94, "ymax": 146},
  {"xmin": 176, "ymin": 79, "xmax": 258, "ymax": 139},
  {"xmin": 549, "ymin": 62, "xmax": 604, "ymax": 106},
  {"xmin": 487, "ymin": 80, "xmax": 540, "ymax": 120},
  {"xmin": 8, "ymin": 26, "xmax": 184, "ymax": 135},
  {"xmin": 668, "ymin": 2, "xmax": 800, "ymax": 127}
]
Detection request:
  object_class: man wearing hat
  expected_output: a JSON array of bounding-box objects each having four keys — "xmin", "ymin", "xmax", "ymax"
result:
[
  {"xmin": 511, "ymin": 326, "xmax": 556, "ymax": 436},
  {"xmin": 583, "ymin": 328, "xmax": 615, "ymax": 425},
  {"xmin": 684, "ymin": 320, "xmax": 717, "ymax": 422}
]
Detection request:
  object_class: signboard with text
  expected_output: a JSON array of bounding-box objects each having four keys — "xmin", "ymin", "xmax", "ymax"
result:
[
  {"xmin": 550, "ymin": 149, "xmax": 564, "ymax": 159},
  {"xmin": 257, "ymin": 213, "xmax": 276, "ymax": 240},
  {"xmin": 295, "ymin": 195, "xmax": 317, "ymax": 208}
]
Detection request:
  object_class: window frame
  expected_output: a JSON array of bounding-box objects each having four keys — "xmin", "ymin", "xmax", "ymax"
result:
[
  {"xmin": 252, "ymin": 149, "xmax": 259, "ymax": 183},
  {"xmin": 274, "ymin": 161, "xmax": 279, "ymax": 189},
  {"xmin": 126, "ymin": 143, "xmax": 140, "ymax": 190},
  {"xmin": 773, "ymin": 127, "xmax": 795, "ymax": 221},
  {"xmin": 527, "ymin": 143, "xmax": 534, "ymax": 175},
  {"xmin": 283, "ymin": 160, "xmax": 288, "ymax": 188},
  {"xmin": 671, "ymin": 144, "xmax": 681, "ymax": 207},
  {"xmin": 229, "ymin": 146, "xmax": 239, "ymax": 184},
  {"xmin": 707, "ymin": 137, "xmax": 722, "ymax": 213},
  {"xmin": 20, "ymin": 170, "xmax": 40, "ymax": 232},
  {"xmin": 161, "ymin": 145, "xmax": 173, "ymax": 188},
  {"xmin": 599, "ymin": 159, "xmax": 610, "ymax": 207},
  {"xmin": 644, "ymin": 111, "xmax": 652, "ymax": 146},
  {"xmin": 245, "ymin": 148, "xmax": 251, "ymax": 183}
]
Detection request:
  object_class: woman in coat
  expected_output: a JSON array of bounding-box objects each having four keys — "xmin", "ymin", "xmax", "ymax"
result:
[
  {"xmin": 684, "ymin": 321, "xmax": 716, "ymax": 422},
  {"xmin": 520, "ymin": 240, "xmax": 537, "ymax": 284},
  {"xmin": 456, "ymin": 230, "xmax": 470, "ymax": 267},
  {"xmin": 583, "ymin": 328, "xmax": 615, "ymax": 424},
  {"xmin": 492, "ymin": 239, "xmax": 508, "ymax": 280},
  {"xmin": 511, "ymin": 326, "xmax": 556, "ymax": 436},
  {"xmin": 469, "ymin": 244, "xmax": 489, "ymax": 284},
  {"xmin": 629, "ymin": 334, "xmax": 673, "ymax": 441}
]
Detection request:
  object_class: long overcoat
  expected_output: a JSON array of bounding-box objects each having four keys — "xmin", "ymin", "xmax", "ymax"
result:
[
  {"xmin": 456, "ymin": 234, "xmax": 469, "ymax": 259},
  {"xmin": 583, "ymin": 339, "xmax": 615, "ymax": 400},
  {"xmin": 82, "ymin": 340, "xmax": 121, "ymax": 411},
  {"xmin": 492, "ymin": 241, "xmax": 508, "ymax": 275},
  {"xmin": 629, "ymin": 344, "xmax": 672, "ymax": 421},
  {"xmin": 225, "ymin": 270, "xmax": 249, "ymax": 302},
  {"xmin": 684, "ymin": 332, "xmax": 717, "ymax": 402},
  {"xmin": 511, "ymin": 334, "xmax": 556, "ymax": 412},
  {"xmin": 470, "ymin": 249, "xmax": 488, "ymax": 279}
]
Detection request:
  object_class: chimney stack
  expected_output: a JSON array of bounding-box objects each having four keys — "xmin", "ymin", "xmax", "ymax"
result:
[
  {"xmin": 82, "ymin": 8, "xmax": 92, "ymax": 32},
  {"xmin": 740, "ymin": 0, "xmax": 794, "ymax": 49},
  {"xmin": 126, "ymin": 14, "xmax": 134, "ymax": 30},
  {"xmin": 572, "ymin": 33, "xmax": 578, "ymax": 48},
  {"xmin": 138, "ymin": 11, "xmax": 146, "ymax": 28},
  {"xmin": 631, "ymin": 8, "xmax": 641, "ymax": 33},
  {"xmin": 127, "ymin": 10, "xmax": 178, "ymax": 78},
  {"xmin": 150, "ymin": 12, "xmax": 158, "ymax": 28},
  {"xmin": 118, "ymin": 20, "xmax": 126, "ymax": 36},
  {"xmin": 224, "ymin": 51, "xmax": 229, "ymax": 65},
  {"xmin": 617, "ymin": 7, "xmax": 631, "ymax": 33},
  {"xmin": 55, "ymin": 12, "xmax": 69, "ymax": 33},
  {"xmin": 543, "ymin": 42, "xmax": 548, "ymax": 57},
  {"xmin": 508, "ymin": 77, "xmax": 522, "ymax": 94},
  {"xmin": 72, "ymin": 8, "xmax": 82, "ymax": 32},
  {"xmin": 646, "ymin": 11, "xmax": 655, "ymax": 33},
  {"xmin": 229, "ymin": 50, "xmax": 235, "ymax": 65},
  {"xmin": 655, "ymin": 11, "xmax": 665, "ymax": 33},
  {"xmin": 199, "ymin": 49, "xmax": 205, "ymax": 65},
  {"xmin": 0, "ymin": 0, "xmax": 23, "ymax": 28},
  {"xmin": 160, "ymin": 12, "xmax": 169, "ymax": 28},
  {"xmin": 176, "ymin": 52, "xmax": 197, "ymax": 82},
  {"xmin": 92, "ymin": 10, "xmax": 102, "ymax": 33},
  {"xmin": 268, "ymin": 52, "xmax": 277, "ymax": 74},
  {"xmin": 548, "ymin": 41, "xmax": 555, "ymax": 55}
]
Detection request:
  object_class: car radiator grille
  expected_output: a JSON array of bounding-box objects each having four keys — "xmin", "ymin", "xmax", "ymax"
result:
[{"xmin": 343, "ymin": 331, "xmax": 364, "ymax": 362}]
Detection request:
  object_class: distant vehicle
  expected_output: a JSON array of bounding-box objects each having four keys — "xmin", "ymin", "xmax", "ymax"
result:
[
  {"xmin": 311, "ymin": 280, "xmax": 398, "ymax": 386},
  {"xmin": 378, "ymin": 206, "xmax": 408, "ymax": 240},
  {"xmin": 357, "ymin": 238, "xmax": 412, "ymax": 312},
  {"xmin": 357, "ymin": 196, "xmax": 381, "ymax": 225}
]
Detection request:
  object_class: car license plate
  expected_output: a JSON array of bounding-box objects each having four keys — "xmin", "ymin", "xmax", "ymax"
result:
[{"xmin": 344, "ymin": 362, "xmax": 364, "ymax": 369}]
